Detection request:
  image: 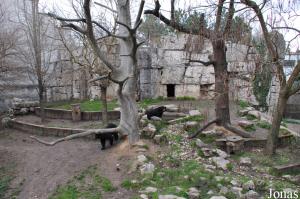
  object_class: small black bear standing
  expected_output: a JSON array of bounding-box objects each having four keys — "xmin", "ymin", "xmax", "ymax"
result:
[
  {"xmin": 145, "ymin": 106, "xmax": 167, "ymax": 120},
  {"xmin": 95, "ymin": 123, "xmax": 119, "ymax": 150}
]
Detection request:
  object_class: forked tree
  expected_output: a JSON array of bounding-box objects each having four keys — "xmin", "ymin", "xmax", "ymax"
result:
[
  {"xmin": 30, "ymin": 0, "xmax": 145, "ymax": 145},
  {"xmin": 145, "ymin": 0, "xmax": 251, "ymax": 138},
  {"xmin": 242, "ymin": 0, "xmax": 300, "ymax": 155}
]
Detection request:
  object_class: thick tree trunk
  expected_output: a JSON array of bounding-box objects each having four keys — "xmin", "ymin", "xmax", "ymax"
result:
[
  {"xmin": 265, "ymin": 89, "xmax": 288, "ymax": 155},
  {"xmin": 213, "ymin": 39, "xmax": 231, "ymax": 126},
  {"xmin": 100, "ymin": 86, "xmax": 108, "ymax": 126}
]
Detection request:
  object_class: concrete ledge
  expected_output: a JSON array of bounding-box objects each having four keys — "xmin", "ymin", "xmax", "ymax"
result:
[
  {"xmin": 216, "ymin": 134, "xmax": 294, "ymax": 150},
  {"xmin": 35, "ymin": 107, "xmax": 120, "ymax": 121},
  {"xmin": 9, "ymin": 119, "xmax": 95, "ymax": 139}
]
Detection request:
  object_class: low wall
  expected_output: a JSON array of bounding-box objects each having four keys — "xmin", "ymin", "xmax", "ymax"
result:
[
  {"xmin": 284, "ymin": 104, "xmax": 300, "ymax": 119},
  {"xmin": 9, "ymin": 119, "xmax": 95, "ymax": 139},
  {"xmin": 35, "ymin": 107, "xmax": 120, "ymax": 121}
]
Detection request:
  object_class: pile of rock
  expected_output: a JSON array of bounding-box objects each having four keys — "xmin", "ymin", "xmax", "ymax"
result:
[{"xmin": 9, "ymin": 98, "xmax": 39, "ymax": 116}]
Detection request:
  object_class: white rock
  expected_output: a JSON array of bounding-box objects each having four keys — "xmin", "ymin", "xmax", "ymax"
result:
[
  {"xmin": 242, "ymin": 180, "xmax": 255, "ymax": 191},
  {"xmin": 219, "ymin": 186, "xmax": 229, "ymax": 195},
  {"xmin": 207, "ymin": 190, "xmax": 214, "ymax": 195},
  {"xmin": 137, "ymin": 155, "xmax": 147, "ymax": 164},
  {"xmin": 158, "ymin": 195, "xmax": 186, "ymax": 199},
  {"xmin": 140, "ymin": 163, "xmax": 155, "ymax": 175},
  {"xmin": 184, "ymin": 121, "xmax": 198, "ymax": 129},
  {"xmin": 240, "ymin": 157, "xmax": 252, "ymax": 166},
  {"xmin": 165, "ymin": 104, "xmax": 179, "ymax": 112},
  {"xmin": 211, "ymin": 157, "xmax": 230, "ymax": 170},
  {"xmin": 195, "ymin": 138, "xmax": 207, "ymax": 148},
  {"xmin": 231, "ymin": 187, "xmax": 243, "ymax": 197},
  {"xmin": 188, "ymin": 187, "xmax": 200, "ymax": 199},
  {"xmin": 114, "ymin": 107, "xmax": 121, "ymax": 111},
  {"xmin": 140, "ymin": 194, "xmax": 149, "ymax": 199},
  {"xmin": 189, "ymin": 110, "xmax": 201, "ymax": 116},
  {"xmin": 210, "ymin": 196, "xmax": 228, "ymax": 199},
  {"xmin": 243, "ymin": 190, "xmax": 259, "ymax": 199},
  {"xmin": 20, "ymin": 108, "xmax": 29, "ymax": 114},
  {"xmin": 142, "ymin": 123, "xmax": 157, "ymax": 137},
  {"xmin": 202, "ymin": 129, "xmax": 223, "ymax": 136},
  {"xmin": 151, "ymin": 116, "xmax": 162, "ymax": 121},
  {"xmin": 214, "ymin": 149, "xmax": 229, "ymax": 158},
  {"xmin": 142, "ymin": 115, "xmax": 148, "ymax": 120},
  {"xmin": 238, "ymin": 120, "xmax": 254, "ymax": 128},
  {"xmin": 141, "ymin": 187, "xmax": 158, "ymax": 193},
  {"xmin": 230, "ymin": 180, "xmax": 241, "ymax": 187},
  {"xmin": 248, "ymin": 110, "xmax": 261, "ymax": 119},
  {"xmin": 153, "ymin": 134, "xmax": 168, "ymax": 144}
]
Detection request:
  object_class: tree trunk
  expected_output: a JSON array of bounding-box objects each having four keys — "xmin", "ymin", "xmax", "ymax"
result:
[
  {"xmin": 212, "ymin": 39, "xmax": 231, "ymax": 126},
  {"xmin": 100, "ymin": 85, "xmax": 108, "ymax": 126},
  {"xmin": 39, "ymin": 85, "xmax": 46, "ymax": 123},
  {"xmin": 265, "ymin": 89, "xmax": 288, "ymax": 155},
  {"xmin": 115, "ymin": 0, "xmax": 140, "ymax": 144}
]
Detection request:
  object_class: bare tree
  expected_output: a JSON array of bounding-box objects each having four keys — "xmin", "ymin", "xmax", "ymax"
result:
[
  {"xmin": 31, "ymin": 0, "xmax": 145, "ymax": 145},
  {"xmin": 242, "ymin": 0, "xmax": 300, "ymax": 155},
  {"xmin": 145, "ymin": 0, "xmax": 251, "ymax": 138}
]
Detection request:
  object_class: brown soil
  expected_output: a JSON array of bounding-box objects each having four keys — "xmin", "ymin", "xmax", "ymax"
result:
[{"xmin": 0, "ymin": 129, "xmax": 157, "ymax": 199}]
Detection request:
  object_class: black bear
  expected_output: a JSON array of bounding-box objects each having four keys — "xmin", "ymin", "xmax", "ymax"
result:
[
  {"xmin": 145, "ymin": 106, "xmax": 167, "ymax": 120},
  {"xmin": 95, "ymin": 123, "xmax": 119, "ymax": 150}
]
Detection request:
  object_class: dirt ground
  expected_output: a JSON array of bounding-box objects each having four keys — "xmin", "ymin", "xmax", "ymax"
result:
[{"xmin": 0, "ymin": 129, "xmax": 157, "ymax": 199}]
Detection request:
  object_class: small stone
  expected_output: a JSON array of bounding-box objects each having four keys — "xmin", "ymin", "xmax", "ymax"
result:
[
  {"xmin": 141, "ymin": 187, "xmax": 158, "ymax": 193},
  {"xmin": 214, "ymin": 149, "xmax": 229, "ymax": 158},
  {"xmin": 195, "ymin": 138, "xmax": 208, "ymax": 148},
  {"xmin": 140, "ymin": 163, "xmax": 155, "ymax": 175},
  {"xmin": 248, "ymin": 110, "xmax": 261, "ymax": 120},
  {"xmin": 238, "ymin": 109, "xmax": 250, "ymax": 116},
  {"xmin": 153, "ymin": 134, "xmax": 168, "ymax": 145},
  {"xmin": 230, "ymin": 180, "xmax": 241, "ymax": 187},
  {"xmin": 243, "ymin": 190, "xmax": 259, "ymax": 199},
  {"xmin": 238, "ymin": 120, "xmax": 254, "ymax": 128},
  {"xmin": 189, "ymin": 110, "xmax": 201, "ymax": 116},
  {"xmin": 188, "ymin": 187, "xmax": 200, "ymax": 199},
  {"xmin": 20, "ymin": 107, "xmax": 29, "ymax": 114},
  {"xmin": 184, "ymin": 121, "xmax": 198, "ymax": 129},
  {"xmin": 142, "ymin": 123, "xmax": 157, "ymax": 137},
  {"xmin": 210, "ymin": 196, "xmax": 228, "ymax": 199},
  {"xmin": 165, "ymin": 104, "xmax": 179, "ymax": 112},
  {"xmin": 240, "ymin": 157, "xmax": 252, "ymax": 166},
  {"xmin": 140, "ymin": 194, "xmax": 148, "ymax": 199},
  {"xmin": 207, "ymin": 190, "xmax": 214, "ymax": 195},
  {"xmin": 201, "ymin": 147, "xmax": 214, "ymax": 157},
  {"xmin": 211, "ymin": 157, "xmax": 230, "ymax": 170},
  {"xmin": 151, "ymin": 116, "xmax": 162, "ymax": 121},
  {"xmin": 219, "ymin": 186, "xmax": 229, "ymax": 195},
  {"xmin": 202, "ymin": 129, "xmax": 223, "ymax": 136},
  {"xmin": 158, "ymin": 195, "xmax": 186, "ymax": 199},
  {"xmin": 214, "ymin": 176, "xmax": 224, "ymax": 182},
  {"xmin": 142, "ymin": 115, "xmax": 148, "ymax": 120},
  {"xmin": 231, "ymin": 187, "xmax": 243, "ymax": 197},
  {"xmin": 242, "ymin": 180, "xmax": 255, "ymax": 191},
  {"xmin": 137, "ymin": 155, "xmax": 147, "ymax": 164}
]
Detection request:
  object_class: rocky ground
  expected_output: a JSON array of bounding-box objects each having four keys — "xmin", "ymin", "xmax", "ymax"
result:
[{"xmin": 1, "ymin": 100, "xmax": 300, "ymax": 199}]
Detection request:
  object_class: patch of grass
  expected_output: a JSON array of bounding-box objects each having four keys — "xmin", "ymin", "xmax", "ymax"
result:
[
  {"xmin": 138, "ymin": 98, "xmax": 166, "ymax": 108},
  {"xmin": 283, "ymin": 118, "xmax": 300, "ymax": 125},
  {"xmin": 100, "ymin": 177, "xmax": 116, "ymax": 192},
  {"xmin": 121, "ymin": 180, "xmax": 140, "ymax": 190},
  {"xmin": 242, "ymin": 124, "xmax": 256, "ymax": 132},
  {"xmin": 246, "ymin": 114, "xmax": 257, "ymax": 121},
  {"xmin": 176, "ymin": 115, "xmax": 204, "ymax": 124},
  {"xmin": 238, "ymin": 100, "xmax": 250, "ymax": 109},
  {"xmin": 257, "ymin": 121, "xmax": 271, "ymax": 129},
  {"xmin": 152, "ymin": 120, "xmax": 169, "ymax": 133},
  {"xmin": 0, "ymin": 165, "xmax": 16, "ymax": 199},
  {"xmin": 47, "ymin": 100, "xmax": 118, "ymax": 112},
  {"xmin": 50, "ymin": 165, "xmax": 116, "ymax": 199},
  {"xmin": 176, "ymin": 96, "xmax": 196, "ymax": 100}
]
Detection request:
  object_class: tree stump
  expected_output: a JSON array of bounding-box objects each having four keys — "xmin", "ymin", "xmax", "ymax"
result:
[
  {"xmin": 226, "ymin": 135, "xmax": 244, "ymax": 154},
  {"xmin": 71, "ymin": 104, "xmax": 81, "ymax": 122}
]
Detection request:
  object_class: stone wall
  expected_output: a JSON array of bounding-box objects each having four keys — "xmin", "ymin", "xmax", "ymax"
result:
[{"xmin": 138, "ymin": 34, "xmax": 258, "ymax": 104}]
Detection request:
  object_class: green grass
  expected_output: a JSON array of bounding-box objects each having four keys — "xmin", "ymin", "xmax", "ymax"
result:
[
  {"xmin": 176, "ymin": 96, "xmax": 196, "ymax": 100},
  {"xmin": 46, "ymin": 100, "xmax": 118, "ymax": 112},
  {"xmin": 0, "ymin": 165, "xmax": 15, "ymax": 199},
  {"xmin": 283, "ymin": 118, "xmax": 300, "ymax": 125},
  {"xmin": 238, "ymin": 100, "xmax": 250, "ymax": 109},
  {"xmin": 138, "ymin": 98, "xmax": 166, "ymax": 108},
  {"xmin": 256, "ymin": 121, "xmax": 271, "ymax": 129},
  {"xmin": 49, "ymin": 165, "xmax": 116, "ymax": 199}
]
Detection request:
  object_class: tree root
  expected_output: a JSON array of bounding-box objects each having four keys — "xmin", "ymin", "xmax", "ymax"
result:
[
  {"xmin": 30, "ymin": 127, "xmax": 120, "ymax": 146},
  {"xmin": 188, "ymin": 118, "xmax": 219, "ymax": 139},
  {"xmin": 224, "ymin": 124, "xmax": 253, "ymax": 138}
]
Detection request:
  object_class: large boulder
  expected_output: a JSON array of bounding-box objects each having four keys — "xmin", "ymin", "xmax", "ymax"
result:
[
  {"xmin": 238, "ymin": 120, "xmax": 254, "ymax": 129},
  {"xmin": 142, "ymin": 123, "xmax": 157, "ymax": 138},
  {"xmin": 164, "ymin": 104, "xmax": 179, "ymax": 112},
  {"xmin": 140, "ymin": 163, "xmax": 155, "ymax": 175},
  {"xmin": 247, "ymin": 110, "xmax": 261, "ymax": 120},
  {"xmin": 189, "ymin": 110, "xmax": 201, "ymax": 116},
  {"xmin": 210, "ymin": 157, "xmax": 230, "ymax": 170}
]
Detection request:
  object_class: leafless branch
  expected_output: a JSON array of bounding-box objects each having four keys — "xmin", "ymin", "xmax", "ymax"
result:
[{"xmin": 94, "ymin": 2, "xmax": 117, "ymax": 13}]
